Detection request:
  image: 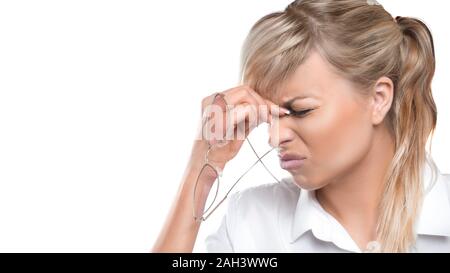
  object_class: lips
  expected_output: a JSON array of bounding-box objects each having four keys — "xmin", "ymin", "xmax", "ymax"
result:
[{"xmin": 279, "ymin": 153, "xmax": 307, "ymax": 170}]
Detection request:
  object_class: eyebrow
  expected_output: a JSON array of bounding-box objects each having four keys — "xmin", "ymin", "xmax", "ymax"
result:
[{"xmin": 282, "ymin": 96, "xmax": 312, "ymax": 109}]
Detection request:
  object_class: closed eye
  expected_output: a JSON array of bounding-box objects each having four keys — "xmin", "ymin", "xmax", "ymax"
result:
[{"xmin": 289, "ymin": 109, "xmax": 313, "ymax": 117}]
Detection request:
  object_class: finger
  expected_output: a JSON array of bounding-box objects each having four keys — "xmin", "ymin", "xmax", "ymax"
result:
[
  {"xmin": 224, "ymin": 86, "xmax": 290, "ymax": 122},
  {"xmin": 241, "ymin": 87, "xmax": 272, "ymax": 124},
  {"xmin": 224, "ymin": 104, "xmax": 258, "ymax": 142},
  {"xmin": 203, "ymin": 103, "xmax": 255, "ymax": 146},
  {"xmin": 216, "ymin": 88, "xmax": 262, "ymax": 131},
  {"xmin": 264, "ymin": 99, "xmax": 290, "ymax": 116},
  {"xmin": 223, "ymin": 88, "xmax": 259, "ymax": 110},
  {"xmin": 222, "ymin": 86, "xmax": 270, "ymax": 124}
]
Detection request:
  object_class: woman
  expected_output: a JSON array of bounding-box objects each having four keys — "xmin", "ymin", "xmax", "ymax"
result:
[{"xmin": 153, "ymin": 0, "xmax": 450, "ymax": 252}]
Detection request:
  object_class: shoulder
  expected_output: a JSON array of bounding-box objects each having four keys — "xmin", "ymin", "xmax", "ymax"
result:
[
  {"xmin": 417, "ymin": 159, "xmax": 450, "ymax": 239},
  {"xmin": 437, "ymin": 172, "xmax": 450, "ymax": 197},
  {"xmin": 423, "ymin": 156, "xmax": 450, "ymax": 196}
]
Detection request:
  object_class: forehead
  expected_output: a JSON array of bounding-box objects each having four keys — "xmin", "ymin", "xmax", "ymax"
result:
[{"xmin": 273, "ymin": 50, "xmax": 345, "ymax": 104}]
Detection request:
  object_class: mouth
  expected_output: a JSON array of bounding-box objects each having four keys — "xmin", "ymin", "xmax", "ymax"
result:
[{"xmin": 279, "ymin": 153, "xmax": 307, "ymax": 171}]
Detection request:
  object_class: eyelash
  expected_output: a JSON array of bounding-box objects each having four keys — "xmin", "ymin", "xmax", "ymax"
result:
[{"xmin": 289, "ymin": 109, "xmax": 313, "ymax": 117}]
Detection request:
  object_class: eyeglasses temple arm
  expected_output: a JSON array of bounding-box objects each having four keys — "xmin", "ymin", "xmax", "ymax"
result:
[{"xmin": 246, "ymin": 138, "xmax": 281, "ymax": 183}]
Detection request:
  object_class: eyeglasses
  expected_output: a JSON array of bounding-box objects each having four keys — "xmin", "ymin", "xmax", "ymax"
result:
[{"xmin": 193, "ymin": 93, "xmax": 281, "ymax": 222}]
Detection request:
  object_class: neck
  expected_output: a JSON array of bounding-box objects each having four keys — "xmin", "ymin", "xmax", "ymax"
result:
[{"xmin": 316, "ymin": 124, "xmax": 395, "ymax": 251}]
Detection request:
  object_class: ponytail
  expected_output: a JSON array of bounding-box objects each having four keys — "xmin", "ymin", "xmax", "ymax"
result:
[{"xmin": 377, "ymin": 16, "xmax": 437, "ymax": 252}]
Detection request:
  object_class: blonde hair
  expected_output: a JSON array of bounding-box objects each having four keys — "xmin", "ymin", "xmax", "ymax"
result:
[{"xmin": 239, "ymin": 0, "xmax": 437, "ymax": 252}]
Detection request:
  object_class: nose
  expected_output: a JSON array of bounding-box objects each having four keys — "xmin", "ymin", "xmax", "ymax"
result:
[{"xmin": 268, "ymin": 116, "xmax": 295, "ymax": 148}]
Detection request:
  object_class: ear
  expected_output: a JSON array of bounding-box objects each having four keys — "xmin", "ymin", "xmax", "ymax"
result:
[{"xmin": 370, "ymin": 76, "xmax": 394, "ymax": 125}]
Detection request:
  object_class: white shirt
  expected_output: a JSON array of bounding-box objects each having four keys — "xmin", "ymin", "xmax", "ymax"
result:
[{"xmin": 205, "ymin": 158, "xmax": 450, "ymax": 252}]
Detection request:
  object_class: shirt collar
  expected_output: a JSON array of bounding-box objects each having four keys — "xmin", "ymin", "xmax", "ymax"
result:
[
  {"xmin": 290, "ymin": 184, "xmax": 361, "ymax": 252},
  {"xmin": 290, "ymin": 156, "xmax": 450, "ymax": 250}
]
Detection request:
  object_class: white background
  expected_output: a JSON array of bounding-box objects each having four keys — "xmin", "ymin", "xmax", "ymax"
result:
[{"xmin": 0, "ymin": 0, "xmax": 448, "ymax": 252}]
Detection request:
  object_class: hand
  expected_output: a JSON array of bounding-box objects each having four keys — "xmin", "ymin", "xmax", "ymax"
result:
[{"xmin": 191, "ymin": 85, "xmax": 290, "ymax": 174}]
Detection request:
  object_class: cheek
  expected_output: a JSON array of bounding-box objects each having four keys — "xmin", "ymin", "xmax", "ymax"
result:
[{"xmin": 299, "ymin": 101, "xmax": 372, "ymax": 184}]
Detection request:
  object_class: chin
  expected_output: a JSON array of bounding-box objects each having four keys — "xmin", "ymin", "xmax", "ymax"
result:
[{"xmin": 291, "ymin": 173, "xmax": 326, "ymax": 191}]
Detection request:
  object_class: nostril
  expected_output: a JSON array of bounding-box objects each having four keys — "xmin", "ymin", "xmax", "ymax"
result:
[{"xmin": 279, "ymin": 139, "xmax": 291, "ymax": 146}]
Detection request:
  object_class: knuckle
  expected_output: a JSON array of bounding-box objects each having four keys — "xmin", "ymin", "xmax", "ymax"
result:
[
  {"xmin": 241, "ymin": 84, "xmax": 251, "ymax": 90},
  {"xmin": 201, "ymin": 95, "xmax": 210, "ymax": 105},
  {"xmin": 244, "ymin": 85, "xmax": 257, "ymax": 96},
  {"xmin": 201, "ymin": 94, "xmax": 214, "ymax": 110}
]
